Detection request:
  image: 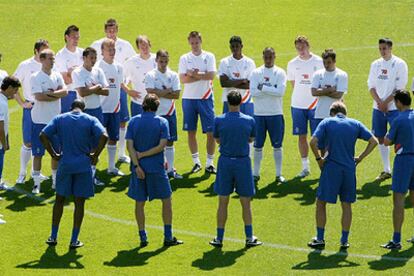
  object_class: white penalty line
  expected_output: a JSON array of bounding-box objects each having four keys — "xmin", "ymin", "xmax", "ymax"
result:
[{"xmin": 7, "ymin": 186, "xmax": 414, "ymax": 263}]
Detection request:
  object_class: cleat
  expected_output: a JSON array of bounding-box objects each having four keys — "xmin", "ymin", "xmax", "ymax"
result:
[
  {"xmin": 118, "ymin": 155, "xmax": 131, "ymax": 164},
  {"xmin": 191, "ymin": 163, "xmax": 202, "ymax": 174},
  {"xmin": 107, "ymin": 168, "xmax": 125, "ymax": 176},
  {"xmin": 69, "ymin": 240, "xmax": 84, "ymax": 249},
  {"xmin": 163, "ymin": 237, "xmax": 183, "ymax": 247},
  {"xmin": 375, "ymin": 171, "xmax": 392, "ymax": 181},
  {"xmin": 276, "ymin": 175, "xmax": 286, "ymax": 183},
  {"xmin": 32, "ymin": 185, "xmax": 40, "ymax": 194},
  {"xmin": 0, "ymin": 218, "xmax": 6, "ymax": 224},
  {"xmin": 340, "ymin": 242, "xmax": 350, "ymax": 250},
  {"xmin": 140, "ymin": 240, "xmax": 149, "ymax": 248},
  {"xmin": 209, "ymin": 238, "xmax": 223, "ymax": 248},
  {"xmin": 45, "ymin": 237, "xmax": 57, "ymax": 246},
  {"xmin": 94, "ymin": 176, "xmax": 105, "ymax": 186},
  {"xmin": 381, "ymin": 240, "xmax": 402, "ymax": 250},
  {"xmin": 297, "ymin": 169, "xmax": 310, "ymax": 178},
  {"xmin": 39, "ymin": 174, "xmax": 49, "ymax": 182},
  {"xmin": 0, "ymin": 182, "xmax": 11, "ymax": 191},
  {"xmin": 245, "ymin": 236, "xmax": 263, "ymax": 248},
  {"xmin": 205, "ymin": 165, "xmax": 217, "ymax": 174},
  {"xmin": 307, "ymin": 237, "xmax": 325, "ymax": 249},
  {"xmin": 253, "ymin": 175, "xmax": 260, "ymax": 182},
  {"xmin": 168, "ymin": 171, "xmax": 183, "ymax": 179},
  {"xmin": 407, "ymin": 237, "xmax": 414, "ymax": 243},
  {"xmin": 16, "ymin": 174, "xmax": 26, "ymax": 184}
]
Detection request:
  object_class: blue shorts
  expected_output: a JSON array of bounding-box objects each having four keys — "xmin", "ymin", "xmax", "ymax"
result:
[
  {"xmin": 291, "ymin": 107, "xmax": 319, "ymax": 135},
  {"xmin": 102, "ymin": 112, "xmax": 120, "ymax": 141},
  {"xmin": 85, "ymin": 107, "xmax": 103, "ymax": 124},
  {"xmin": 22, "ymin": 105, "xmax": 33, "ymax": 144},
  {"xmin": 392, "ymin": 155, "xmax": 414, "ymax": 194},
  {"xmin": 182, "ymin": 97, "xmax": 215, "ymax": 133},
  {"xmin": 254, "ymin": 115, "xmax": 284, "ymax": 148},
  {"xmin": 32, "ymin": 123, "xmax": 60, "ymax": 157},
  {"xmin": 0, "ymin": 149, "xmax": 4, "ymax": 179},
  {"xmin": 56, "ymin": 169, "xmax": 94, "ymax": 198},
  {"xmin": 60, "ymin": 90, "xmax": 77, "ymax": 114},
  {"xmin": 372, "ymin": 109, "xmax": 399, "ymax": 138},
  {"xmin": 131, "ymin": 101, "xmax": 143, "ymax": 117},
  {"xmin": 317, "ymin": 161, "xmax": 356, "ymax": 203},
  {"xmin": 128, "ymin": 170, "xmax": 172, "ymax": 201},
  {"xmin": 161, "ymin": 112, "xmax": 177, "ymax": 142},
  {"xmin": 119, "ymin": 88, "xmax": 130, "ymax": 123},
  {"xmin": 223, "ymin": 101, "xmax": 254, "ymax": 117},
  {"xmin": 214, "ymin": 155, "xmax": 255, "ymax": 197}
]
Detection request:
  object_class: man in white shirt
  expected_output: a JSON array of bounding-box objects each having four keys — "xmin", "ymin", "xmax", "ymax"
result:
[
  {"xmin": 179, "ymin": 31, "xmax": 217, "ymax": 174},
  {"xmin": 368, "ymin": 38, "xmax": 408, "ymax": 181},
  {"xmin": 14, "ymin": 39, "xmax": 50, "ymax": 185},
  {"xmin": 145, "ymin": 49, "xmax": 182, "ymax": 179},
  {"xmin": 55, "ymin": 25, "xmax": 83, "ymax": 113},
  {"xmin": 30, "ymin": 49, "xmax": 68, "ymax": 194},
  {"xmin": 250, "ymin": 47, "xmax": 287, "ymax": 183},
  {"xmin": 287, "ymin": 36, "xmax": 324, "ymax": 178}
]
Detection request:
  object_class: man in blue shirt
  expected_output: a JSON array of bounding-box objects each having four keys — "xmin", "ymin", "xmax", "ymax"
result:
[
  {"xmin": 40, "ymin": 99, "xmax": 108, "ymax": 249},
  {"xmin": 209, "ymin": 90, "xmax": 262, "ymax": 248},
  {"xmin": 381, "ymin": 90, "xmax": 414, "ymax": 250},
  {"xmin": 126, "ymin": 94, "xmax": 183, "ymax": 247},
  {"xmin": 308, "ymin": 101, "xmax": 378, "ymax": 250}
]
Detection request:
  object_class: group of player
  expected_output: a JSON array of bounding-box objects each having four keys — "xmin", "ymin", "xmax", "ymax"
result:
[{"xmin": 0, "ymin": 18, "xmax": 413, "ymax": 251}]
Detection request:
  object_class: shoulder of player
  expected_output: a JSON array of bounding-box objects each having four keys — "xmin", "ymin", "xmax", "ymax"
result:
[
  {"xmin": 335, "ymin": 67, "xmax": 348, "ymax": 77},
  {"xmin": 116, "ymin": 37, "xmax": 133, "ymax": 46}
]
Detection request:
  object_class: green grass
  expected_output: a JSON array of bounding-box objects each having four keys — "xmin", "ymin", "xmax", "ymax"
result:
[{"xmin": 1, "ymin": 0, "xmax": 414, "ymax": 274}]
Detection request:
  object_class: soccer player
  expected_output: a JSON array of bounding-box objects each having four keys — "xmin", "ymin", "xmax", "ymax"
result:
[
  {"xmin": 91, "ymin": 18, "xmax": 136, "ymax": 164},
  {"xmin": 368, "ymin": 38, "xmax": 408, "ymax": 181},
  {"xmin": 209, "ymin": 90, "xmax": 262, "ymax": 248},
  {"xmin": 381, "ymin": 90, "xmax": 414, "ymax": 250},
  {"xmin": 287, "ymin": 35, "xmax": 324, "ymax": 178},
  {"xmin": 71, "ymin": 47, "xmax": 109, "ymax": 185},
  {"xmin": 41, "ymin": 99, "xmax": 108, "ymax": 249},
  {"xmin": 55, "ymin": 25, "xmax": 83, "ymax": 113},
  {"xmin": 0, "ymin": 77, "xmax": 21, "ymax": 191},
  {"xmin": 145, "ymin": 49, "xmax": 182, "ymax": 179},
  {"xmin": 14, "ymin": 39, "xmax": 50, "ymax": 184},
  {"xmin": 307, "ymin": 102, "xmax": 378, "ymax": 250},
  {"xmin": 179, "ymin": 31, "xmax": 217, "ymax": 174},
  {"xmin": 30, "ymin": 49, "xmax": 68, "ymax": 194},
  {"xmin": 250, "ymin": 47, "xmax": 287, "ymax": 183},
  {"xmin": 126, "ymin": 94, "xmax": 183, "ymax": 247}
]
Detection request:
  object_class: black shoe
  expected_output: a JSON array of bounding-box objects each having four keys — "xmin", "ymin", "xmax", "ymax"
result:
[
  {"xmin": 209, "ymin": 238, "xmax": 223, "ymax": 248},
  {"xmin": 340, "ymin": 242, "xmax": 350, "ymax": 250},
  {"xmin": 307, "ymin": 237, "xmax": 325, "ymax": 249},
  {"xmin": 69, "ymin": 240, "xmax": 84, "ymax": 249},
  {"xmin": 45, "ymin": 237, "xmax": 57, "ymax": 246},
  {"xmin": 253, "ymin": 175, "xmax": 260, "ymax": 182},
  {"xmin": 381, "ymin": 240, "xmax": 402, "ymax": 250},
  {"xmin": 164, "ymin": 237, "xmax": 183, "ymax": 247},
  {"xmin": 191, "ymin": 163, "xmax": 202, "ymax": 174},
  {"xmin": 205, "ymin": 165, "xmax": 217, "ymax": 174},
  {"xmin": 245, "ymin": 236, "xmax": 263, "ymax": 248},
  {"xmin": 140, "ymin": 240, "xmax": 149, "ymax": 248}
]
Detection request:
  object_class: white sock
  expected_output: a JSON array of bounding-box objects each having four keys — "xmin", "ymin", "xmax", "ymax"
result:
[
  {"xmin": 165, "ymin": 146, "xmax": 175, "ymax": 173},
  {"xmin": 19, "ymin": 145, "xmax": 31, "ymax": 176},
  {"xmin": 32, "ymin": 170, "xmax": 41, "ymax": 187},
  {"xmin": 253, "ymin": 148, "xmax": 263, "ymax": 176},
  {"xmin": 301, "ymin": 157, "xmax": 310, "ymax": 171},
  {"xmin": 379, "ymin": 144, "xmax": 391, "ymax": 173},
  {"xmin": 273, "ymin": 147, "xmax": 283, "ymax": 177},
  {"xmin": 107, "ymin": 144, "xmax": 117, "ymax": 171},
  {"xmin": 249, "ymin": 143, "xmax": 254, "ymax": 159},
  {"xmin": 192, "ymin": 152, "xmax": 201, "ymax": 165},
  {"xmin": 206, "ymin": 154, "xmax": 215, "ymax": 167},
  {"xmin": 52, "ymin": 169, "xmax": 57, "ymax": 185},
  {"xmin": 118, "ymin": 128, "xmax": 126, "ymax": 158},
  {"xmin": 91, "ymin": 165, "xmax": 96, "ymax": 177}
]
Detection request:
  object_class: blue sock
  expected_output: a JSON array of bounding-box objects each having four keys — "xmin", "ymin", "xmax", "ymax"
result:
[
  {"xmin": 244, "ymin": 225, "xmax": 253, "ymax": 239},
  {"xmin": 51, "ymin": 225, "xmax": 59, "ymax": 240},
  {"xmin": 70, "ymin": 228, "xmax": 80, "ymax": 244},
  {"xmin": 317, "ymin": 227, "xmax": 325, "ymax": 241},
  {"xmin": 164, "ymin": 225, "xmax": 172, "ymax": 241},
  {"xmin": 217, "ymin": 228, "xmax": 225, "ymax": 241},
  {"xmin": 340, "ymin": 230, "xmax": 349, "ymax": 244},
  {"xmin": 393, "ymin": 232, "xmax": 401, "ymax": 243},
  {"xmin": 139, "ymin": 230, "xmax": 147, "ymax": 242}
]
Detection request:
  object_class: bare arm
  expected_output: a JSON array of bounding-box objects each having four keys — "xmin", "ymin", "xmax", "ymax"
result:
[
  {"xmin": 310, "ymin": 136, "xmax": 325, "ymax": 170},
  {"xmin": 0, "ymin": 121, "xmax": 7, "ymax": 150},
  {"xmin": 90, "ymin": 133, "xmax": 108, "ymax": 165},
  {"xmin": 138, "ymin": 138, "xmax": 168, "ymax": 159},
  {"xmin": 14, "ymin": 93, "xmax": 32, "ymax": 108},
  {"xmin": 355, "ymin": 136, "xmax": 378, "ymax": 165},
  {"xmin": 220, "ymin": 74, "xmax": 249, "ymax": 89},
  {"xmin": 383, "ymin": 137, "xmax": 393, "ymax": 146},
  {"xmin": 77, "ymin": 85, "xmax": 108, "ymax": 97},
  {"xmin": 40, "ymin": 132, "xmax": 60, "ymax": 160},
  {"xmin": 127, "ymin": 139, "xmax": 145, "ymax": 179},
  {"xmin": 290, "ymin": 80, "xmax": 295, "ymax": 89},
  {"xmin": 34, "ymin": 93, "xmax": 60, "ymax": 102},
  {"xmin": 146, "ymin": 88, "xmax": 180, "ymax": 99}
]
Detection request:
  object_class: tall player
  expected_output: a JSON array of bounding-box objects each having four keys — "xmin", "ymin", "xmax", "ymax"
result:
[
  {"xmin": 145, "ymin": 49, "xmax": 182, "ymax": 179},
  {"xmin": 287, "ymin": 35, "xmax": 324, "ymax": 178},
  {"xmin": 55, "ymin": 25, "xmax": 83, "ymax": 113},
  {"xmin": 368, "ymin": 38, "xmax": 408, "ymax": 181},
  {"xmin": 14, "ymin": 39, "xmax": 50, "ymax": 184},
  {"xmin": 250, "ymin": 47, "xmax": 287, "ymax": 183},
  {"xmin": 30, "ymin": 49, "xmax": 68, "ymax": 194},
  {"xmin": 179, "ymin": 31, "xmax": 217, "ymax": 174}
]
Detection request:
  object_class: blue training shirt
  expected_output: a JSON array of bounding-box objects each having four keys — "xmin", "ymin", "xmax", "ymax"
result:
[
  {"xmin": 125, "ymin": 112, "xmax": 170, "ymax": 173},
  {"xmin": 313, "ymin": 114, "xmax": 373, "ymax": 170},
  {"xmin": 214, "ymin": 111, "xmax": 256, "ymax": 157},
  {"xmin": 386, "ymin": 109, "xmax": 414, "ymax": 155},
  {"xmin": 42, "ymin": 111, "xmax": 106, "ymax": 174}
]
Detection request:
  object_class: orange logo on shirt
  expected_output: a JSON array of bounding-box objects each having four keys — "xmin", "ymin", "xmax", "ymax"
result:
[{"xmin": 381, "ymin": 69, "xmax": 387, "ymax": 75}]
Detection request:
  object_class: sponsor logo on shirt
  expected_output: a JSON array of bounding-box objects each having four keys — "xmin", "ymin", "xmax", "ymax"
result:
[
  {"xmin": 233, "ymin": 72, "xmax": 240, "ymax": 78},
  {"xmin": 302, "ymin": 74, "xmax": 309, "ymax": 79},
  {"xmin": 264, "ymin": 77, "xmax": 269, "ymax": 82},
  {"xmin": 378, "ymin": 68, "xmax": 389, "ymax": 80}
]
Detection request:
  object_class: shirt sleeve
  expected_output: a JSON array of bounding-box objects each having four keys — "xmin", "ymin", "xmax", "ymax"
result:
[
  {"xmin": 358, "ymin": 121, "xmax": 374, "ymax": 141},
  {"xmin": 0, "ymin": 105, "xmax": 6, "ymax": 122},
  {"xmin": 395, "ymin": 60, "xmax": 408, "ymax": 90},
  {"xmin": 213, "ymin": 117, "xmax": 220, "ymax": 139},
  {"xmin": 57, "ymin": 73, "xmax": 66, "ymax": 89},
  {"xmin": 207, "ymin": 53, "xmax": 216, "ymax": 73},
  {"xmin": 90, "ymin": 117, "xmax": 105, "ymax": 137},
  {"xmin": 160, "ymin": 118, "xmax": 170, "ymax": 140},
  {"xmin": 99, "ymin": 69, "xmax": 109, "ymax": 87},
  {"xmin": 249, "ymin": 70, "xmax": 262, "ymax": 97},
  {"xmin": 54, "ymin": 54, "xmax": 66, "ymax": 73},
  {"xmin": 178, "ymin": 56, "xmax": 187, "ymax": 74},
  {"xmin": 172, "ymin": 73, "xmax": 181, "ymax": 91},
  {"xmin": 337, "ymin": 72, "xmax": 348, "ymax": 93},
  {"xmin": 313, "ymin": 119, "xmax": 326, "ymax": 146},
  {"xmin": 71, "ymin": 70, "xmax": 84, "ymax": 89},
  {"xmin": 30, "ymin": 75, "xmax": 42, "ymax": 94},
  {"xmin": 287, "ymin": 61, "xmax": 294, "ymax": 81},
  {"xmin": 125, "ymin": 119, "xmax": 134, "ymax": 140},
  {"xmin": 218, "ymin": 59, "xmax": 227, "ymax": 77},
  {"xmin": 42, "ymin": 117, "xmax": 58, "ymax": 138},
  {"xmin": 311, "ymin": 71, "xmax": 321, "ymax": 89},
  {"xmin": 13, "ymin": 63, "xmax": 24, "ymax": 81},
  {"xmin": 144, "ymin": 73, "xmax": 155, "ymax": 89},
  {"xmin": 386, "ymin": 119, "xmax": 399, "ymax": 142},
  {"xmin": 367, "ymin": 62, "xmax": 376, "ymax": 90}
]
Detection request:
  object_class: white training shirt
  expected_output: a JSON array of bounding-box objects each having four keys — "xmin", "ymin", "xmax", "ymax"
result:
[
  {"xmin": 218, "ymin": 55, "xmax": 256, "ymax": 103},
  {"xmin": 90, "ymin": 37, "xmax": 136, "ymax": 65},
  {"xmin": 30, "ymin": 70, "xmax": 66, "ymax": 124},
  {"xmin": 367, "ymin": 55, "xmax": 408, "ymax": 111},
  {"xmin": 55, "ymin": 46, "xmax": 84, "ymax": 91},
  {"xmin": 250, "ymin": 65, "xmax": 287, "ymax": 116},
  {"xmin": 311, "ymin": 68, "xmax": 348, "ymax": 119},
  {"xmin": 0, "ymin": 93, "xmax": 9, "ymax": 150},
  {"xmin": 14, "ymin": 57, "xmax": 42, "ymax": 102},
  {"xmin": 287, "ymin": 54, "xmax": 324, "ymax": 109},
  {"xmin": 71, "ymin": 66, "xmax": 108, "ymax": 109},
  {"xmin": 179, "ymin": 51, "xmax": 216, "ymax": 99},
  {"xmin": 124, "ymin": 53, "xmax": 156, "ymax": 104},
  {"xmin": 0, "ymin": 69, "xmax": 8, "ymax": 84},
  {"xmin": 144, "ymin": 68, "xmax": 181, "ymax": 116},
  {"xmin": 96, "ymin": 59, "xmax": 123, "ymax": 113}
]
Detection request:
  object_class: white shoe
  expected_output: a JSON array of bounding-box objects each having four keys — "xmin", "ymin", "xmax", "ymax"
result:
[
  {"xmin": 51, "ymin": 182, "xmax": 56, "ymax": 190},
  {"xmin": 297, "ymin": 169, "xmax": 310, "ymax": 178},
  {"xmin": 107, "ymin": 168, "xmax": 125, "ymax": 176},
  {"xmin": 94, "ymin": 177, "xmax": 105, "ymax": 186},
  {"xmin": 30, "ymin": 173, "xmax": 49, "ymax": 182},
  {"xmin": 0, "ymin": 218, "xmax": 6, "ymax": 224},
  {"xmin": 32, "ymin": 185, "xmax": 40, "ymax": 194},
  {"xmin": 16, "ymin": 174, "xmax": 26, "ymax": 184},
  {"xmin": 118, "ymin": 155, "xmax": 130, "ymax": 164},
  {"xmin": 0, "ymin": 182, "xmax": 10, "ymax": 191}
]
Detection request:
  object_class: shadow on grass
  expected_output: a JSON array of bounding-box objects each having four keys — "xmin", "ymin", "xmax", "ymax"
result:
[
  {"xmin": 16, "ymin": 246, "xmax": 84, "ymax": 269},
  {"xmin": 103, "ymin": 246, "xmax": 168, "ymax": 267},
  {"xmin": 171, "ymin": 171, "xmax": 212, "ymax": 192},
  {"xmin": 192, "ymin": 247, "xmax": 248, "ymax": 270},
  {"xmin": 368, "ymin": 244, "xmax": 414, "ymax": 271},
  {"xmin": 357, "ymin": 179, "xmax": 391, "ymax": 200},
  {"xmin": 292, "ymin": 250, "xmax": 359, "ymax": 270}
]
